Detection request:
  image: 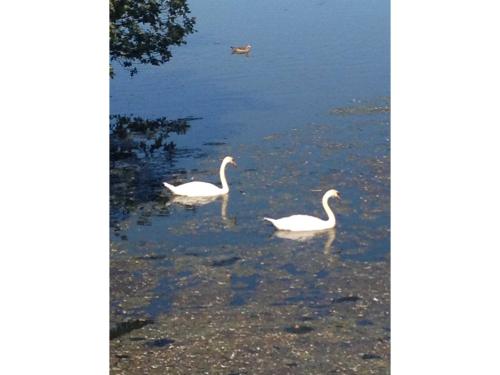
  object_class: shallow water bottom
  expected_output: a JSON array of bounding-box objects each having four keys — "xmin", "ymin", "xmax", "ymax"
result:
[{"xmin": 110, "ymin": 251, "xmax": 389, "ymax": 374}]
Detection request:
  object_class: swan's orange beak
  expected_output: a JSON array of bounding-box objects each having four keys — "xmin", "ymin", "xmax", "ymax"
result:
[{"xmin": 230, "ymin": 160, "xmax": 237, "ymax": 167}]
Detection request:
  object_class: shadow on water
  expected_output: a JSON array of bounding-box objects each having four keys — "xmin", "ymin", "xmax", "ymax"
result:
[
  {"xmin": 110, "ymin": 114, "xmax": 201, "ymax": 227},
  {"xmin": 110, "ymin": 115, "xmax": 191, "ymax": 161},
  {"xmin": 230, "ymin": 273, "xmax": 260, "ymax": 306},
  {"xmin": 144, "ymin": 276, "xmax": 176, "ymax": 318}
]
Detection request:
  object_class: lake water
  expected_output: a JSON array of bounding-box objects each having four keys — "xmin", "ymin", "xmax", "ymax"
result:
[{"xmin": 110, "ymin": 0, "xmax": 390, "ymax": 373}]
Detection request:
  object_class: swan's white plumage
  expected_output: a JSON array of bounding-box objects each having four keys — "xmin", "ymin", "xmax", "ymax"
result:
[
  {"xmin": 264, "ymin": 189, "xmax": 340, "ymax": 232},
  {"xmin": 163, "ymin": 156, "xmax": 236, "ymax": 197},
  {"xmin": 264, "ymin": 215, "xmax": 332, "ymax": 231},
  {"xmin": 164, "ymin": 181, "xmax": 224, "ymax": 197}
]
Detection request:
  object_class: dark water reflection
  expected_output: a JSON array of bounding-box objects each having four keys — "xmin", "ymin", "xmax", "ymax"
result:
[{"xmin": 111, "ymin": 0, "xmax": 389, "ymax": 372}]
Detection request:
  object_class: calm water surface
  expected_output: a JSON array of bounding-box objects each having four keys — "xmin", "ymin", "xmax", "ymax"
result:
[{"xmin": 110, "ymin": 0, "xmax": 389, "ymax": 367}]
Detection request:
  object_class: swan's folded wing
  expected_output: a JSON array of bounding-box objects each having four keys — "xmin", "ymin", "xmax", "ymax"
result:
[
  {"xmin": 273, "ymin": 215, "xmax": 328, "ymax": 231},
  {"xmin": 172, "ymin": 181, "xmax": 223, "ymax": 197}
]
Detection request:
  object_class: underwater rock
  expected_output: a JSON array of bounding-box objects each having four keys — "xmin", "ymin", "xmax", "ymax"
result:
[
  {"xmin": 211, "ymin": 256, "xmax": 241, "ymax": 267},
  {"xmin": 356, "ymin": 319, "xmax": 374, "ymax": 326},
  {"xmin": 332, "ymin": 295, "xmax": 361, "ymax": 304},
  {"xmin": 284, "ymin": 325, "xmax": 314, "ymax": 334},
  {"xmin": 147, "ymin": 338, "xmax": 175, "ymax": 348},
  {"xmin": 361, "ymin": 353, "xmax": 382, "ymax": 360},
  {"xmin": 110, "ymin": 319, "xmax": 154, "ymax": 340},
  {"xmin": 136, "ymin": 254, "xmax": 167, "ymax": 261}
]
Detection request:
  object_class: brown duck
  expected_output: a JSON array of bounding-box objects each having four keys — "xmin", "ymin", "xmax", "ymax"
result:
[{"xmin": 230, "ymin": 44, "xmax": 252, "ymax": 54}]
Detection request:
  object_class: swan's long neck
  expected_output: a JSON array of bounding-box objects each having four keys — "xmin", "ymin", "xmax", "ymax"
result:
[
  {"xmin": 322, "ymin": 194, "xmax": 336, "ymax": 225},
  {"xmin": 219, "ymin": 160, "xmax": 230, "ymax": 193}
]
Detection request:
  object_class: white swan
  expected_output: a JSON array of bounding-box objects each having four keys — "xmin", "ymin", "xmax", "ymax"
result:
[
  {"xmin": 264, "ymin": 189, "xmax": 340, "ymax": 231},
  {"xmin": 163, "ymin": 156, "xmax": 237, "ymax": 197}
]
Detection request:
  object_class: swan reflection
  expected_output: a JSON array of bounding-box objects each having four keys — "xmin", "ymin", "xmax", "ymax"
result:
[
  {"xmin": 167, "ymin": 194, "xmax": 235, "ymax": 228},
  {"xmin": 170, "ymin": 195, "xmax": 219, "ymax": 206},
  {"xmin": 274, "ymin": 229, "xmax": 336, "ymax": 255}
]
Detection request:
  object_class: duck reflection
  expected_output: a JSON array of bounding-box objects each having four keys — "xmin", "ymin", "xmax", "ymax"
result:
[
  {"xmin": 274, "ymin": 229, "xmax": 336, "ymax": 255},
  {"xmin": 168, "ymin": 194, "xmax": 236, "ymax": 228}
]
